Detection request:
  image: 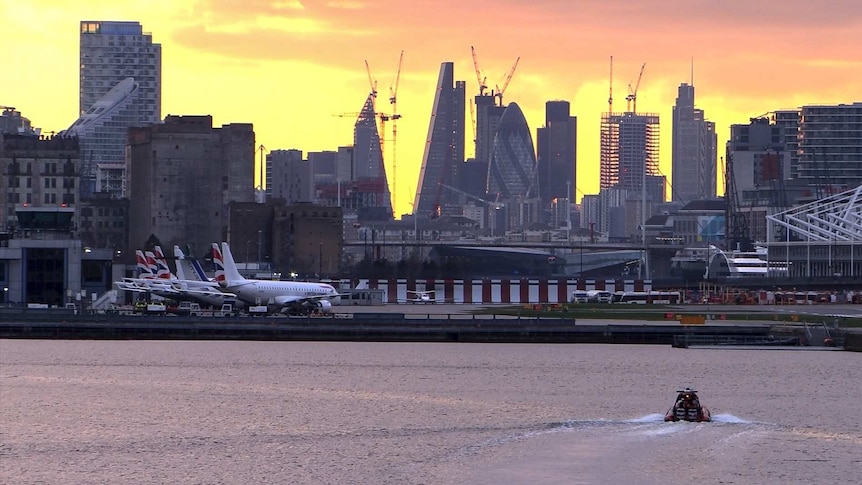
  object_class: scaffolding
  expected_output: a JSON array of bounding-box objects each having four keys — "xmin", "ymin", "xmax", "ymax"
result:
[{"xmin": 600, "ymin": 112, "xmax": 660, "ymax": 192}]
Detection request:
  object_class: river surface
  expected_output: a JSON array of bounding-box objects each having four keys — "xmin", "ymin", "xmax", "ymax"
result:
[{"xmin": 1, "ymin": 340, "xmax": 860, "ymax": 484}]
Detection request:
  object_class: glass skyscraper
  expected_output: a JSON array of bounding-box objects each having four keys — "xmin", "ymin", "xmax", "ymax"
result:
[
  {"xmin": 413, "ymin": 62, "xmax": 465, "ymax": 218},
  {"xmin": 671, "ymin": 83, "xmax": 716, "ymax": 203}
]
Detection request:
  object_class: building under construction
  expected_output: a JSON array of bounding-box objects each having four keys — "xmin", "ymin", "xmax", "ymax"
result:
[{"xmin": 598, "ymin": 112, "xmax": 664, "ymax": 239}]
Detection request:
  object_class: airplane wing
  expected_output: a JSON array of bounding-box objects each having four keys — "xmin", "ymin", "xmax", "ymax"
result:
[{"xmin": 179, "ymin": 287, "xmax": 237, "ymax": 298}]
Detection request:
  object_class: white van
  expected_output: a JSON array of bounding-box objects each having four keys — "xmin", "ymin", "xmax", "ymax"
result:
[{"xmin": 571, "ymin": 291, "xmax": 590, "ymax": 303}]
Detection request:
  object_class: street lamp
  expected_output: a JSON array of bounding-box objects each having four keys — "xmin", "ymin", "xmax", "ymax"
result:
[{"xmin": 3, "ymin": 287, "xmax": 7, "ymax": 305}]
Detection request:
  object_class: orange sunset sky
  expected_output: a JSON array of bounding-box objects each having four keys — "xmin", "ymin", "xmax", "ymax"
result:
[{"xmin": 4, "ymin": 0, "xmax": 861, "ymax": 218}]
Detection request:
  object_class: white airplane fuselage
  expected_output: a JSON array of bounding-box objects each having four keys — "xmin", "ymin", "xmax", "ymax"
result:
[{"xmin": 226, "ymin": 280, "xmax": 340, "ymax": 307}]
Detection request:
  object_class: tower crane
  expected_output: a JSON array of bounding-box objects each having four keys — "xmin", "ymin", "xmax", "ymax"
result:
[
  {"xmin": 494, "ymin": 56, "xmax": 520, "ymax": 107},
  {"xmin": 365, "ymin": 60, "xmax": 389, "ymax": 160},
  {"xmin": 388, "ymin": 50, "xmax": 404, "ymax": 215},
  {"xmin": 625, "ymin": 63, "xmax": 646, "ymax": 113},
  {"xmin": 608, "ymin": 56, "xmax": 613, "ymax": 114},
  {"xmin": 470, "ymin": 46, "xmax": 488, "ymax": 96}
]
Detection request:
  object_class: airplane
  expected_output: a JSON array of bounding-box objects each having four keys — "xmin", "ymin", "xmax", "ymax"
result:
[
  {"xmin": 115, "ymin": 246, "xmax": 236, "ymax": 305},
  {"xmin": 400, "ymin": 289, "xmax": 440, "ymax": 304},
  {"xmin": 214, "ymin": 241, "xmax": 347, "ymax": 315},
  {"xmin": 171, "ymin": 245, "xmax": 241, "ymax": 308}
]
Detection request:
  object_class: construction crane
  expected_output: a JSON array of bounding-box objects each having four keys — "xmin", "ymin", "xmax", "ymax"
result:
[
  {"xmin": 470, "ymin": 46, "xmax": 488, "ymax": 96},
  {"xmin": 608, "ymin": 56, "xmax": 613, "ymax": 114},
  {"xmin": 625, "ymin": 63, "xmax": 646, "ymax": 113},
  {"xmin": 364, "ymin": 60, "xmax": 389, "ymax": 158},
  {"xmin": 388, "ymin": 50, "xmax": 404, "ymax": 215},
  {"xmin": 494, "ymin": 56, "xmax": 520, "ymax": 107}
]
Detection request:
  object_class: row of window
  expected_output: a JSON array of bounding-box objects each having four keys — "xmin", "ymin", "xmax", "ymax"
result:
[{"xmin": 4, "ymin": 192, "xmax": 75, "ymax": 205}]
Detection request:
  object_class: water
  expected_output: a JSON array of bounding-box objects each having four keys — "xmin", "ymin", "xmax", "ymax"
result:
[{"xmin": 1, "ymin": 341, "xmax": 860, "ymax": 484}]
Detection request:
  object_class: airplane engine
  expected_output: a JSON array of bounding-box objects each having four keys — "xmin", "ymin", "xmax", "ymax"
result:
[{"xmin": 316, "ymin": 299, "xmax": 333, "ymax": 313}]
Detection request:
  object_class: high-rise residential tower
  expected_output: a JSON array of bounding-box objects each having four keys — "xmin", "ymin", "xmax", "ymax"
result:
[
  {"xmin": 671, "ymin": 83, "xmax": 716, "ymax": 203},
  {"xmin": 797, "ymin": 102, "xmax": 862, "ymax": 189},
  {"xmin": 536, "ymin": 100, "xmax": 577, "ymax": 220},
  {"xmin": 79, "ymin": 21, "xmax": 161, "ymax": 197},
  {"xmin": 413, "ymin": 62, "xmax": 466, "ymax": 218}
]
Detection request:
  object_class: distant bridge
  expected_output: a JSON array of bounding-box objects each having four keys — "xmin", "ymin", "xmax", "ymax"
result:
[{"xmin": 343, "ymin": 240, "xmax": 683, "ymax": 251}]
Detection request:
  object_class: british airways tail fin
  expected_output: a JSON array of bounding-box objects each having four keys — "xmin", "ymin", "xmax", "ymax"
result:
[
  {"xmin": 135, "ymin": 250, "xmax": 153, "ymax": 278},
  {"xmin": 153, "ymin": 246, "xmax": 173, "ymax": 279},
  {"xmin": 144, "ymin": 251, "xmax": 159, "ymax": 278},
  {"xmin": 212, "ymin": 243, "xmax": 227, "ymax": 285},
  {"xmin": 220, "ymin": 242, "xmax": 246, "ymax": 283}
]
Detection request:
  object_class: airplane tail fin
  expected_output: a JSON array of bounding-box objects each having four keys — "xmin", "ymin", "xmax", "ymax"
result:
[
  {"xmin": 153, "ymin": 246, "xmax": 173, "ymax": 279},
  {"xmin": 135, "ymin": 250, "xmax": 153, "ymax": 278},
  {"xmin": 212, "ymin": 243, "xmax": 228, "ymax": 286},
  {"xmin": 220, "ymin": 242, "xmax": 246, "ymax": 283},
  {"xmin": 190, "ymin": 258, "xmax": 210, "ymax": 282},
  {"xmin": 173, "ymin": 245, "xmax": 189, "ymax": 281},
  {"xmin": 144, "ymin": 251, "xmax": 159, "ymax": 278}
]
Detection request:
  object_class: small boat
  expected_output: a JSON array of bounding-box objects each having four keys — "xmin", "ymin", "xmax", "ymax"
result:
[{"xmin": 664, "ymin": 387, "xmax": 711, "ymax": 422}]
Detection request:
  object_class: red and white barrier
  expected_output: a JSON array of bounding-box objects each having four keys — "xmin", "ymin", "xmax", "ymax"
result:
[{"xmin": 351, "ymin": 278, "xmax": 653, "ymax": 304}]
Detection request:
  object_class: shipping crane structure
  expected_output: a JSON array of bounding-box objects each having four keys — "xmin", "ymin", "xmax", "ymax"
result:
[{"xmin": 625, "ymin": 63, "xmax": 646, "ymax": 113}]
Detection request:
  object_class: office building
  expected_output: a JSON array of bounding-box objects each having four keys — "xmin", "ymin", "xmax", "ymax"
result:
[
  {"xmin": 474, "ymin": 93, "xmax": 506, "ymax": 168},
  {"xmin": 671, "ymin": 83, "xmax": 716, "ymax": 203},
  {"xmin": 536, "ymin": 100, "xmax": 577, "ymax": 222},
  {"xmin": 487, "ymin": 102, "xmax": 537, "ymax": 199},
  {"xmin": 413, "ymin": 62, "xmax": 466, "ymax": 218}
]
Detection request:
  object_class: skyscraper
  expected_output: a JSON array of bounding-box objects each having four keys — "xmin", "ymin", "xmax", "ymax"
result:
[
  {"xmin": 600, "ymin": 112, "xmax": 661, "ymax": 200},
  {"xmin": 474, "ymin": 93, "xmax": 506, "ymax": 167},
  {"xmin": 80, "ymin": 21, "xmax": 161, "ymax": 120},
  {"xmin": 671, "ymin": 83, "xmax": 716, "ymax": 203},
  {"xmin": 413, "ymin": 62, "xmax": 466, "ymax": 217},
  {"xmin": 487, "ymin": 102, "xmax": 537, "ymax": 199},
  {"xmin": 352, "ymin": 95, "xmax": 385, "ymax": 180},
  {"xmin": 79, "ymin": 21, "xmax": 161, "ymax": 197},
  {"xmin": 536, "ymin": 100, "xmax": 577, "ymax": 219}
]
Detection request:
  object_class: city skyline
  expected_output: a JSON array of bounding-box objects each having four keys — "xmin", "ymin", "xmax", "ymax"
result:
[{"xmin": 4, "ymin": 1, "xmax": 861, "ymax": 218}]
